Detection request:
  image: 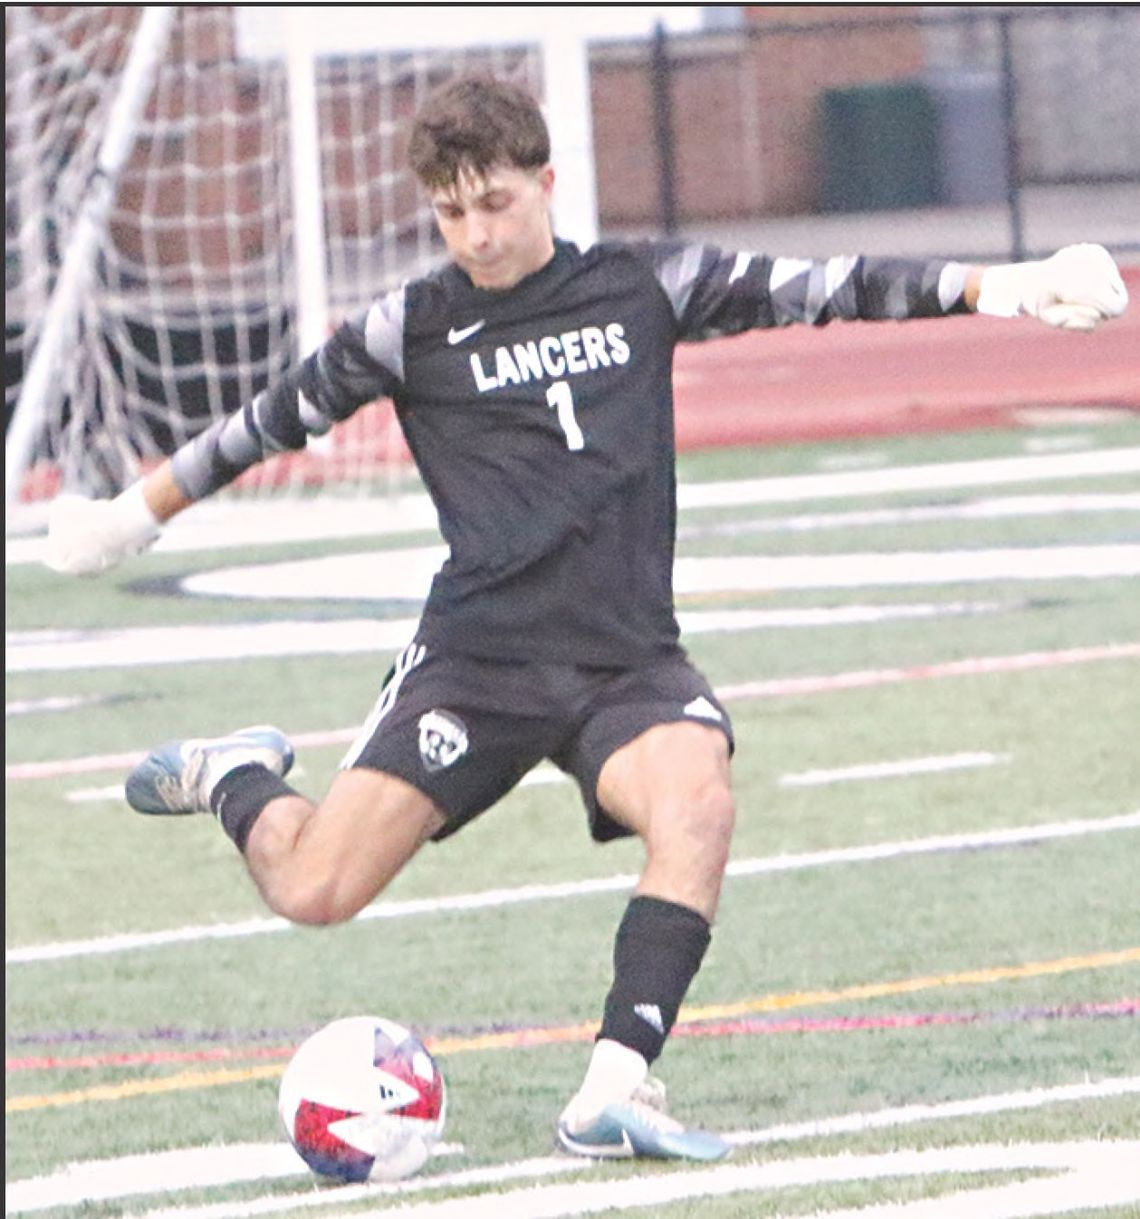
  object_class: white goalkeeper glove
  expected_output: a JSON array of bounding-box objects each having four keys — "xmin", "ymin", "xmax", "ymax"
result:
[
  {"xmin": 976, "ymin": 242, "xmax": 1128, "ymax": 331},
  {"xmin": 45, "ymin": 481, "xmax": 162, "ymax": 575}
]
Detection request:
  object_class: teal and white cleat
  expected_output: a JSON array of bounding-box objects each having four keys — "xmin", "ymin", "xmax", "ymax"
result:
[
  {"xmin": 125, "ymin": 725, "xmax": 294, "ymax": 815},
  {"xmin": 555, "ymin": 1078, "xmax": 731, "ymax": 1162}
]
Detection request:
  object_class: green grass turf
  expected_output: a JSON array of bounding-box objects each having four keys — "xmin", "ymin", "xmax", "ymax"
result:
[{"xmin": 6, "ymin": 423, "xmax": 1140, "ymax": 1216}]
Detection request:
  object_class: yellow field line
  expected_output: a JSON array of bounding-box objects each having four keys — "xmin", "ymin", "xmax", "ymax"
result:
[
  {"xmin": 677, "ymin": 946, "xmax": 1140, "ymax": 1024},
  {"xmin": 4, "ymin": 1064, "xmax": 286, "ymax": 1112},
  {"xmin": 427, "ymin": 946, "xmax": 1140, "ymax": 1054},
  {"xmin": 9, "ymin": 946, "xmax": 1138, "ymax": 1113}
]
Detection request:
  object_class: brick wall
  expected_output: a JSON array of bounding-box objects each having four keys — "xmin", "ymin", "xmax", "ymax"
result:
[{"xmin": 590, "ymin": 7, "xmax": 927, "ymax": 225}]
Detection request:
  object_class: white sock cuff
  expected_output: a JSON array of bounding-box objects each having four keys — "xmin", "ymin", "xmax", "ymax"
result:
[{"xmin": 584, "ymin": 1039, "xmax": 648, "ymax": 1094}]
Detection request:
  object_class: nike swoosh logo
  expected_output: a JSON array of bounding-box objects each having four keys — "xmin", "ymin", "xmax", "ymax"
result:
[
  {"xmin": 557, "ymin": 1121, "xmax": 633, "ymax": 1158},
  {"xmin": 447, "ymin": 320, "xmax": 486, "ymax": 345}
]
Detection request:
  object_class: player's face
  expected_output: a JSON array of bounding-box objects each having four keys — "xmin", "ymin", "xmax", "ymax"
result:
[{"xmin": 430, "ymin": 163, "xmax": 556, "ymax": 291}]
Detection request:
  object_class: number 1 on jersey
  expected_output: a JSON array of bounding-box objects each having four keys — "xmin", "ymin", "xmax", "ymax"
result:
[{"xmin": 546, "ymin": 380, "xmax": 584, "ymax": 451}]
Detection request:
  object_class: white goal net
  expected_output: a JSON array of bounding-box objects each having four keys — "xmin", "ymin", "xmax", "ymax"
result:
[{"xmin": 5, "ymin": 5, "xmax": 543, "ymax": 507}]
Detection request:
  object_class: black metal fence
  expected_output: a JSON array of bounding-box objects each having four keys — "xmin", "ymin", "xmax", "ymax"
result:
[{"xmin": 591, "ymin": 5, "xmax": 1140, "ymax": 261}]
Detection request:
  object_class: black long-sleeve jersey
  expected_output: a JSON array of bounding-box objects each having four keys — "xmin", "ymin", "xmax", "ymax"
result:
[{"xmin": 172, "ymin": 239, "xmax": 972, "ymax": 665}]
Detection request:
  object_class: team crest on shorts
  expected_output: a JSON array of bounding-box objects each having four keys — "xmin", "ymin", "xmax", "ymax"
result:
[{"xmin": 418, "ymin": 709, "xmax": 469, "ymax": 772}]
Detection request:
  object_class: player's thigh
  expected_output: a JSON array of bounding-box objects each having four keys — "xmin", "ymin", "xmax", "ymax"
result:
[
  {"xmin": 318, "ymin": 766, "xmax": 447, "ymax": 880},
  {"xmin": 556, "ymin": 653, "xmax": 734, "ymax": 843},
  {"xmin": 598, "ymin": 721, "xmax": 735, "ymax": 921},
  {"xmin": 596, "ymin": 719, "xmax": 733, "ymax": 841},
  {"xmin": 262, "ymin": 768, "xmax": 445, "ymax": 924}
]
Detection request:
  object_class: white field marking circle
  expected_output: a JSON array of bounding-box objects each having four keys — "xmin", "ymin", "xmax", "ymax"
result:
[
  {"xmin": 779, "ymin": 751, "xmax": 1009, "ymax": 787},
  {"xmin": 168, "ymin": 542, "xmax": 1140, "ymax": 606},
  {"xmin": 3, "ymin": 602, "xmax": 1001, "ymax": 674},
  {"xmin": 7, "ymin": 1078, "xmax": 1137, "ymax": 1217},
  {"xmin": 7, "ymin": 448, "xmax": 1139, "ymax": 564},
  {"xmin": 7, "ymin": 810, "xmax": 1139, "ymax": 965},
  {"xmin": 157, "ymin": 489, "xmax": 1140, "ymax": 602}
]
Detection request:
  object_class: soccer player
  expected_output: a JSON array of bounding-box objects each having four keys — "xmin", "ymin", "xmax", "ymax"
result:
[{"xmin": 46, "ymin": 75, "xmax": 1127, "ymax": 1161}]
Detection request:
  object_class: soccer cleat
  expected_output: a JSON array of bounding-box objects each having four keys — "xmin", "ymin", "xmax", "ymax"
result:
[
  {"xmin": 555, "ymin": 1077, "xmax": 730, "ymax": 1162},
  {"xmin": 125, "ymin": 725, "xmax": 294, "ymax": 816}
]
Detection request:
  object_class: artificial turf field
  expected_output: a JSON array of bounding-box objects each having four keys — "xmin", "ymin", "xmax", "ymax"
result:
[{"xmin": 6, "ymin": 418, "xmax": 1140, "ymax": 1218}]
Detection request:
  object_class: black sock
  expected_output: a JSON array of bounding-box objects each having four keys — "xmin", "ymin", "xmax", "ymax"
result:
[
  {"xmin": 209, "ymin": 763, "xmax": 298, "ymax": 852},
  {"xmin": 598, "ymin": 894, "xmax": 711, "ymax": 1065}
]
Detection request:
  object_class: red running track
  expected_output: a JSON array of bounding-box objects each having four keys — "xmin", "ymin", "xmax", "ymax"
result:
[
  {"xmin": 18, "ymin": 272, "xmax": 1136, "ymax": 501},
  {"xmin": 673, "ymin": 266, "xmax": 1140, "ymax": 449}
]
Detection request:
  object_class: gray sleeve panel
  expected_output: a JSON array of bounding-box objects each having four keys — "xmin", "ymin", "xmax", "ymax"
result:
[
  {"xmin": 362, "ymin": 286, "xmax": 408, "ymax": 382},
  {"xmin": 650, "ymin": 242, "xmax": 711, "ymax": 323},
  {"xmin": 938, "ymin": 262, "xmax": 971, "ymax": 312},
  {"xmin": 170, "ymin": 409, "xmax": 262, "ymax": 501}
]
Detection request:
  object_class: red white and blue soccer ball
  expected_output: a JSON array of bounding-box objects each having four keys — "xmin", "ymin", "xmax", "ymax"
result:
[{"xmin": 278, "ymin": 1015, "xmax": 446, "ymax": 1182}]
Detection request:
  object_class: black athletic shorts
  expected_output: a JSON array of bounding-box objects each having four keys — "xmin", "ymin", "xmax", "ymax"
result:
[{"xmin": 339, "ymin": 641, "xmax": 734, "ymax": 842}]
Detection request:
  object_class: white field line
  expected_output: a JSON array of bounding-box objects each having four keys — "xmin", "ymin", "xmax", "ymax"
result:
[
  {"xmin": 675, "ymin": 446, "xmax": 1140, "ymax": 510},
  {"xmin": 64, "ymin": 765, "xmax": 569, "ymax": 806},
  {"xmin": 715, "ymin": 640, "xmax": 1140, "ymax": 700},
  {"xmin": 8, "ymin": 448, "xmax": 1139, "ymax": 564},
  {"xmin": 779, "ymin": 751, "xmax": 1009, "ymax": 787},
  {"xmin": 318, "ymin": 1141, "xmax": 1140, "ymax": 1219},
  {"xmin": 4, "ymin": 1142, "xmax": 464, "ymax": 1215},
  {"xmin": 308, "ymin": 1141, "xmax": 1140, "ymax": 1219},
  {"xmin": 9, "ymin": 1077, "xmax": 1134, "ymax": 1218},
  {"xmin": 726, "ymin": 1074, "xmax": 1140, "ymax": 1147},
  {"xmin": 816, "ymin": 450, "xmax": 889, "ymax": 470},
  {"xmin": 6, "ymin": 601, "xmax": 1002, "ymax": 694},
  {"xmin": 6, "ymin": 603, "xmax": 1005, "ymax": 674},
  {"xmin": 671, "ymin": 544, "xmax": 1140, "ymax": 595},
  {"xmin": 8, "ymin": 642, "xmax": 1139, "ymax": 784},
  {"xmin": 679, "ymin": 492, "xmax": 1140, "ymax": 538},
  {"xmin": 63, "ymin": 750, "xmax": 1001, "ymax": 805},
  {"xmin": 7, "ymin": 811, "xmax": 1139, "ymax": 965},
  {"xmin": 66, "ymin": 785, "xmax": 131, "ymax": 803},
  {"xmin": 6, "ymin": 694, "xmax": 99, "ymax": 716}
]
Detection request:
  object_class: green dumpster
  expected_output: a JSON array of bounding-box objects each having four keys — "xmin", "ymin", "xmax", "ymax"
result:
[{"xmin": 819, "ymin": 81, "xmax": 939, "ymax": 213}]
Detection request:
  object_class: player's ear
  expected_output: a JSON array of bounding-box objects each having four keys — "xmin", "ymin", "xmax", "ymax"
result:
[{"xmin": 537, "ymin": 163, "xmax": 555, "ymax": 199}]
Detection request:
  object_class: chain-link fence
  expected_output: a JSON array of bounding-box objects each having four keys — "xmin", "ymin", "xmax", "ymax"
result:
[{"xmin": 590, "ymin": 5, "xmax": 1140, "ymax": 261}]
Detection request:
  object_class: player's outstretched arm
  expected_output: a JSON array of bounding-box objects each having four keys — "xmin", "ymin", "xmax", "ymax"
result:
[
  {"xmin": 44, "ymin": 295, "xmax": 404, "ymax": 577},
  {"xmin": 661, "ymin": 240, "xmax": 1126, "ymax": 339},
  {"xmin": 973, "ymin": 242, "xmax": 1128, "ymax": 330},
  {"xmin": 45, "ymin": 459, "xmax": 189, "ymax": 576}
]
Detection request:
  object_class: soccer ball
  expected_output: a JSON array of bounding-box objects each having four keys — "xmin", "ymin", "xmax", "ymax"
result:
[{"xmin": 278, "ymin": 1015, "xmax": 446, "ymax": 1182}]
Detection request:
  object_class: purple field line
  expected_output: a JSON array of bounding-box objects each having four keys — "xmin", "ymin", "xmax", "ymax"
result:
[{"xmin": 7, "ymin": 1000, "xmax": 1137, "ymax": 1070}]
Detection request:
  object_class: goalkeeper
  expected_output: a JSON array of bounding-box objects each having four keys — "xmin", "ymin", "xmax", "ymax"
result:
[{"xmin": 46, "ymin": 75, "xmax": 1128, "ymax": 1162}]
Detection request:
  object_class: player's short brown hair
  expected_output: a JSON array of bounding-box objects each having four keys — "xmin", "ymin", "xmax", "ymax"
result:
[{"xmin": 408, "ymin": 75, "xmax": 550, "ymax": 190}]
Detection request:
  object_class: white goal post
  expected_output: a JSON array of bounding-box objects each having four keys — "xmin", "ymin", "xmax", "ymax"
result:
[{"xmin": 5, "ymin": 5, "xmax": 598, "ymax": 513}]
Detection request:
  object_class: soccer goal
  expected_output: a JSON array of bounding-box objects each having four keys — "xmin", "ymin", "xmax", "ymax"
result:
[{"xmin": 6, "ymin": 6, "xmax": 593, "ymax": 511}]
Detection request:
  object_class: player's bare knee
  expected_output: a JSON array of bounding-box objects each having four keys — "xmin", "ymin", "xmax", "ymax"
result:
[
  {"xmin": 646, "ymin": 779, "xmax": 735, "ymax": 865},
  {"xmin": 690, "ymin": 781, "xmax": 736, "ymax": 864},
  {"xmin": 263, "ymin": 877, "xmax": 363, "ymax": 927}
]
